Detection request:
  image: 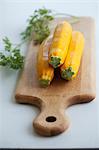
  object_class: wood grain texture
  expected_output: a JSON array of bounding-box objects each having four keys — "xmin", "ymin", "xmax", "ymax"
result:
[{"xmin": 15, "ymin": 17, "xmax": 96, "ymax": 136}]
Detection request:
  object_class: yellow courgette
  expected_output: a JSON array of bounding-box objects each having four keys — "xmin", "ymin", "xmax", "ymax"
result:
[
  {"xmin": 60, "ymin": 31, "xmax": 85, "ymax": 80},
  {"xmin": 48, "ymin": 21, "xmax": 72, "ymax": 68},
  {"xmin": 37, "ymin": 36, "xmax": 54, "ymax": 87}
]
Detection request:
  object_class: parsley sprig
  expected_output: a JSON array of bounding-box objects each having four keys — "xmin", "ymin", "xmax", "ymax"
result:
[
  {"xmin": 0, "ymin": 37, "xmax": 24, "ymax": 69},
  {"xmin": 21, "ymin": 8, "xmax": 54, "ymax": 44}
]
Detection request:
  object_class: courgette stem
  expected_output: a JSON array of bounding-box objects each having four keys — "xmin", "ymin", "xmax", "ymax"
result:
[
  {"xmin": 49, "ymin": 56, "xmax": 61, "ymax": 68},
  {"xmin": 39, "ymin": 79, "xmax": 50, "ymax": 87},
  {"xmin": 61, "ymin": 67, "xmax": 75, "ymax": 80}
]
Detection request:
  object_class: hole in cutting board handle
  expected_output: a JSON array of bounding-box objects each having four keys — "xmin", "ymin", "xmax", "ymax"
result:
[{"xmin": 46, "ymin": 116, "xmax": 56, "ymax": 122}]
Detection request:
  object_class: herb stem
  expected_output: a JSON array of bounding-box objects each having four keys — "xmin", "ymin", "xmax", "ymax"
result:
[
  {"xmin": 54, "ymin": 13, "xmax": 77, "ymax": 17},
  {"xmin": 54, "ymin": 13, "xmax": 80, "ymax": 24}
]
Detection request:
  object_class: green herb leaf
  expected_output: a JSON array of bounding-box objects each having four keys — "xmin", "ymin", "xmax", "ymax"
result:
[
  {"xmin": 0, "ymin": 37, "xmax": 24, "ymax": 70},
  {"xmin": 3, "ymin": 37, "xmax": 12, "ymax": 51},
  {"xmin": 21, "ymin": 7, "xmax": 54, "ymax": 44}
]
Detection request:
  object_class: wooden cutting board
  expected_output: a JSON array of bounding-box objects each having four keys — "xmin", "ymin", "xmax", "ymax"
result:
[{"xmin": 15, "ymin": 17, "xmax": 96, "ymax": 136}]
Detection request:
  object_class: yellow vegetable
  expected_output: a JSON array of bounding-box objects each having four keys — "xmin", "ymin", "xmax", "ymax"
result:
[
  {"xmin": 60, "ymin": 31, "xmax": 85, "ymax": 80},
  {"xmin": 48, "ymin": 21, "xmax": 72, "ymax": 68},
  {"xmin": 37, "ymin": 36, "xmax": 54, "ymax": 87}
]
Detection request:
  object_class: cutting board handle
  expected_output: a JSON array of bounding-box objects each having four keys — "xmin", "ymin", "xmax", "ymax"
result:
[
  {"xmin": 16, "ymin": 93, "xmax": 95, "ymax": 136},
  {"xmin": 33, "ymin": 97, "xmax": 70, "ymax": 136},
  {"xmin": 16, "ymin": 94, "xmax": 70, "ymax": 136}
]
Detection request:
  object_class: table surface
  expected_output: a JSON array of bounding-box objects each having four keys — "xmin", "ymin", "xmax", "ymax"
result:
[{"xmin": 0, "ymin": 0, "xmax": 99, "ymax": 148}]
